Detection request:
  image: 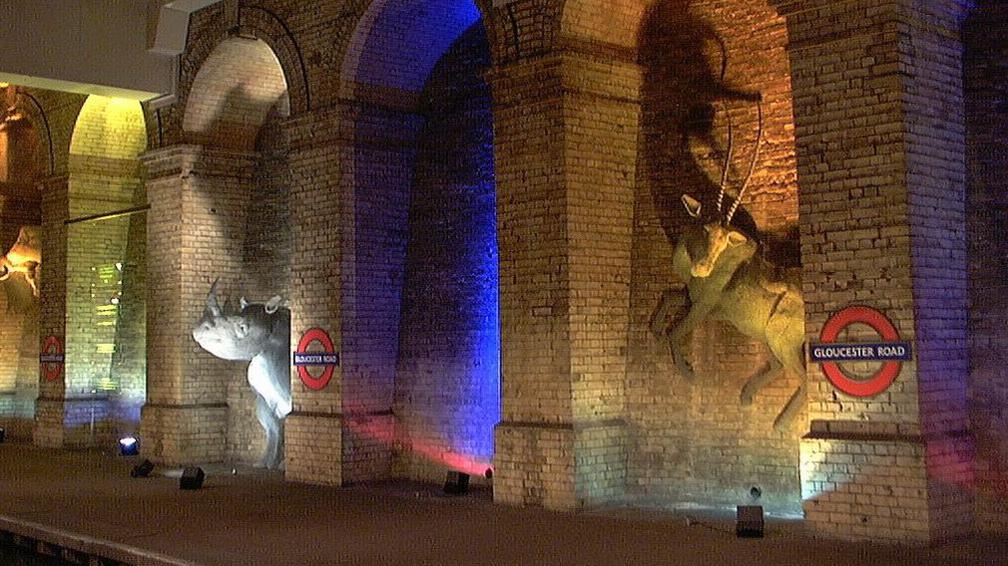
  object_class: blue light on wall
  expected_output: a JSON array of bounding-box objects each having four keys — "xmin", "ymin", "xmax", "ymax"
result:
[
  {"xmin": 395, "ymin": 18, "xmax": 500, "ymax": 472},
  {"xmin": 354, "ymin": 0, "xmax": 483, "ymax": 93}
]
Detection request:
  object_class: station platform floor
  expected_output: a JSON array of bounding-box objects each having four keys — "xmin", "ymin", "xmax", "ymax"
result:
[{"xmin": 0, "ymin": 443, "xmax": 1005, "ymax": 565}]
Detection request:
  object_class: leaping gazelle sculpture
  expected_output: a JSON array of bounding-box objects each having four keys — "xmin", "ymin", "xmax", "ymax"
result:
[{"xmin": 650, "ymin": 99, "xmax": 807, "ymax": 431}]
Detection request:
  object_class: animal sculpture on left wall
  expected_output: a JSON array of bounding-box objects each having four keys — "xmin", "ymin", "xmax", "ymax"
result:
[
  {"xmin": 0, "ymin": 225, "xmax": 41, "ymax": 297},
  {"xmin": 192, "ymin": 280, "xmax": 292, "ymax": 469}
]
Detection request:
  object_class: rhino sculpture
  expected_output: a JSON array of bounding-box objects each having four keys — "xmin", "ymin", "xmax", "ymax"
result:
[
  {"xmin": 651, "ymin": 100, "xmax": 806, "ymax": 431},
  {"xmin": 192, "ymin": 281, "xmax": 292, "ymax": 469}
]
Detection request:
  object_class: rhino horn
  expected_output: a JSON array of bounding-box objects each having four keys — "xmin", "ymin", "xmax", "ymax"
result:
[{"xmin": 206, "ymin": 278, "xmax": 222, "ymax": 316}]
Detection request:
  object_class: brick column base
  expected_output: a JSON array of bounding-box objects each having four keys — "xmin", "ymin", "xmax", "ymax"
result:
[
  {"xmin": 494, "ymin": 420, "xmax": 627, "ymax": 510},
  {"xmin": 32, "ymin": 397, "xmax": 66, "ymax": 448},
  {"xmin": 575, "ymin": 420, "xmax": 627, "ymax": 506},
  {"xmin": 0, "ymin": 391, "xmax": 33, "ymax": 441},
  {"xmin": 140, "ymin": 403, "xmax": 228, "ymax": 465},
  {"xmin": 341, "ymin": 413, "xmax": 395, "ymax": 484},
  {"xmin": 494, "ymin": 422, "xmax": 577, "ymax": 509},
  {"xmin": 802, "ymin": 421, "xmax": 974, "ymax": 543},
  {"xmin": 285, "ymin": 412, "xmax": 344, "ymax": 487}
]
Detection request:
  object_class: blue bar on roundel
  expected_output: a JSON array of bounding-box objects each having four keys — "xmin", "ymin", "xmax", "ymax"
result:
[
  {"xmin": 809, "ymin": 342, "xmax": 913, "ymax": 363},
  {"xmin": 292, "ymin": 352, "xmax": 340, "ymax": 366}
]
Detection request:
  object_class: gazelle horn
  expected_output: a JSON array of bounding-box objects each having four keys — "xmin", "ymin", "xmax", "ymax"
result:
[
  {"xmin": 716, "ymin": 102, "xmax": 734, "ymax": 214},
  {"xmin": 726, "ymin": 99, "xmax": 764, "ymax": 226}
]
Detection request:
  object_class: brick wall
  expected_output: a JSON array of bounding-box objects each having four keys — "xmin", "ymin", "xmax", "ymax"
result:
[
  {"xmin": 394, "ymin": 22, "xmax": 499, "ymax": 482},
  {"xmin": 141, "ymin": 145, "xmax": 256, "ymax": 464},
  {"xmin": 141, "ymin": 34, "xmax": 292, "ymax": 466},
  {"xmin": 284, "ymin": 104, "xmax": 346, "ymax": 485},
  {"xmin": 59, "ymin": 95, "xmax": 147, "ymax": 447},
  {"xmin": 776, "ymin": 0, "xmax": 974, "ymax": 543},
  {"xmin": 0, "ymin": 0, "xmax": 999, "ymax": 545},
  {"xmin": 629, "ymin": 0, "xmax": 802, "ymax": 513},
  {"xmin": 965, "ymin": 0, "xmax": 1008, "ymax": 535}
]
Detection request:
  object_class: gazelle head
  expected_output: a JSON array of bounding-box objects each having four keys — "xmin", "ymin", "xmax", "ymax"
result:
[
  {"xmin": 682, "ymin": 96, "xmax": 764, "ymax": 279},
  {"xmin": 682, "ymin": 194, "xmax": 750, "ymax": 278}
]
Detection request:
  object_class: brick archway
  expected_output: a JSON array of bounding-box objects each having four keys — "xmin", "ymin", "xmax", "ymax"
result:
[
  {"xmin": 292, "ymin": 0, "xmax": 501, "ymax": 486},
  {"xmin": 141, "ymin": 33, "xmax": 294, "ymax": 467},
  {"xmin": 183, "ymin": 38, "xmax": 290, "ymax": 151},
  {"xmin": 964, "ymin": 0, "xmax": 1008, "ymax": 536},
  {"xmin": 0, "ymin": 84, "xmax": 48, "ymax": 442},
  {"xmin": 63, "ymin": 96, "xmax": 148, "ymax": 444}
]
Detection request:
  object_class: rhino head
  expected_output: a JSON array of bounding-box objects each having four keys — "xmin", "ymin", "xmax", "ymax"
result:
[{"xmin": 192, "ymin": 280, "xmax": 287, "ymax": 361}]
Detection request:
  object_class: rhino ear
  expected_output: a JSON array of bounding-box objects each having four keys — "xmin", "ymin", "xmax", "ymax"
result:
[
  {"xmin": 264, "ymin": 295, "xmax": 284, "ymax": 314},
  {"xmin": 682, "ymin": 194, "xmax": 702, "ymax": 218},
  {"xmin": 240, "ymin": 296, "xmax": 249, "ymax": 311}
]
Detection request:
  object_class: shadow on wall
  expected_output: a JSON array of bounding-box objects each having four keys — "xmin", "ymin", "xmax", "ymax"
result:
[
  {"xmin": 639, "ymin": 0, "xmax": 760, "ymax": 245},
  {"xmin": 630, "ymin": 0, "xmax": 805, "ymax": 514},
  {"xmin": 639, "ymin": 0, "xmax": 801, "ymax": 268}
]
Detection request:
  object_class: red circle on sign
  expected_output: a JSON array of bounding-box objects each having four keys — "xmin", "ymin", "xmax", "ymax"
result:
[
  {"xmin": 41, "ymin": 335, "xmax": 63, "ymax": 382},
  {"xmin": 296, "ymin": 328, "xmax": 335, "ymax": 391},
  {"xmin": 819, "ymin": 306, "xmax": 902, "ymax": 397}
]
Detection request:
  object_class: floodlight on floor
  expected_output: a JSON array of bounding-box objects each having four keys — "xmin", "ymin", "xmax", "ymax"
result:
[
  {"xmin": 131, "ymin": 459, "xmax": 154, "ymax": 478},
  {"xmin": 443, "ymin": 471, "xmax": 470, "ymax": 495},
  {"xmin": 736, "ymin": 505, "xmax": 764, "ymax": 538},
  {"xmin": 180, "ymin": 467, "xmax": 205, "ymax": 490},
  {"xmin": 119, "ymin": 436, "xmax": 139, "ymax": 456}
]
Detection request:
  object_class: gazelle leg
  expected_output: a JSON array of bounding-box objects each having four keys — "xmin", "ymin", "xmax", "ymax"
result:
[
  {"xmin": 668, "ymin": 300, "xmax": 715, "ymax": 381},
  {"xmin": 648, "ymin": 289, "xmax": 677, "ymax": 339},
  {"xmin": 739, "ymin": 358, "xmax": 784, "ymax": 405},
  {"xmin": 773, "ymin": 383, "xmax": 807, "ymax": 432}
]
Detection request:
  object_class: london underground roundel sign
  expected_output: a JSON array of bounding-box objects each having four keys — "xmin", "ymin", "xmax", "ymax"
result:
[
  {"xmin": 40, "ymin": 335, "xmax": 65, "ymax": 382},
  {"xmin": 294, "ymin": 328, "xmax": 339, "ymax": 391},
  {"xmin": 811, "ymin": 306, "xmax": 912, "ymax": 397}
]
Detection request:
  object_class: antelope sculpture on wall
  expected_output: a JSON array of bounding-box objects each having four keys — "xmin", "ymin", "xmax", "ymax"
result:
[
  {"xmin": 0, "ymin": 225, "xmax": 41, "ymax": 298},
  {"xmin": 651, "ymin": 100, "xmax": 806, "ymax": 431}
]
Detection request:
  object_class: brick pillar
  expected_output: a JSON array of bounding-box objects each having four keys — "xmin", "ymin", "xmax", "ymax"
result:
[
  {"xmin": 283, "ymin": 108, "xmax": 346, "ymax": 486},
  {"xmin": 284, "ymin": 103, "xmax": 419, "ymax": 486},
  {"xmin": 139, "ymin": 145, "xmax": 257, "ymax": 465},
  {"xmin": 774, "ymin": 0, "xmax": 974, "ymax": 543},
  {"xmin": 491, "ymin": 53, "xmax": 640, "ymax": 509},
  {"xmin": 33, "ymin": 175, "xmax": 70, "ymax": 448}
]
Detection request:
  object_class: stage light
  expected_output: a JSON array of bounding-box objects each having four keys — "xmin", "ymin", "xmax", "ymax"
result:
[
  {"xmin": 736, "ymin": 505, "xmax": 764, "ymax": 538},
  {"xmin": 443, "ymin": 471, "xmax": 470, "ymax": 495},
  {"xmin": 180, "ymin": 467, "xmax": 205, "ymax": 490},
  {"xmin": 118, "ymin": 436, "xmax": 139, "ymax": 456},
  {"xmin": 130, "ymin": 459, "xmax": 154, "ymax": 478}
]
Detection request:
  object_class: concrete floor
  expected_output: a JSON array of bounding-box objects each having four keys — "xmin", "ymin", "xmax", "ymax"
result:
[{"xmin": 0, "ymin": 444, "xmax": 1005, "ymax": 565}]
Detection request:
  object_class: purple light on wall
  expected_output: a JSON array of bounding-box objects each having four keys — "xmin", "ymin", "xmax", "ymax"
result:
[
  {"xmin": 396, "ymin": 19, "xmax": 500, "ymax": 470},
  {"xmin": 343, "ymin": 1, "xmax": 498, "ymax": 474},
  {"xmin": 347, "ymin": 0, "xmax": 482, "ymax": 92}
]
